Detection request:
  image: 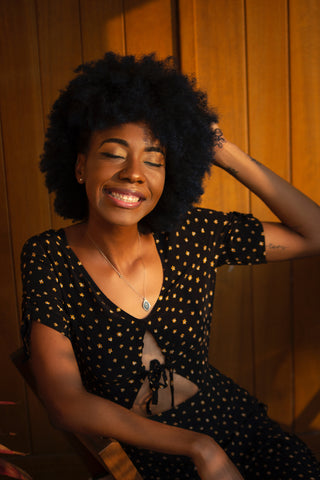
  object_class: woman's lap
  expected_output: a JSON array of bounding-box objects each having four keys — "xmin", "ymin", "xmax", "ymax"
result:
[{"xmin": 123, "ymin": 379, "xmax": 320, "ymax": 479}]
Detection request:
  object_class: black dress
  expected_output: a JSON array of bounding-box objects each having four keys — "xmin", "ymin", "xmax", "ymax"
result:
[{"xmin": 21, "ymin": 207, "xmax": 320, "ymax": 479}]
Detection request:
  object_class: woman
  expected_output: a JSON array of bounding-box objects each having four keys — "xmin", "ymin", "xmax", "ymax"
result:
[{"xmin": 21, "ymin": 52, "xmax": 320, "ymax": 479}]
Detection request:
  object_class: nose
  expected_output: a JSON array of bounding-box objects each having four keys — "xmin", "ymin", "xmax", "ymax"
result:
[{"xmin": 118, "ymin": 156, "xmax": 145, "ymax": 183}]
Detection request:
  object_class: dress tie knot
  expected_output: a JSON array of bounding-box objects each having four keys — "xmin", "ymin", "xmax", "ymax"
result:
[{"xmin": 145, "ymin": 359, "xmax": 175, "ymax": 415}]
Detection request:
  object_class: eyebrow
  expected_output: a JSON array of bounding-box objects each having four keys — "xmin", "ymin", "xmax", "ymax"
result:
[
  {"xmin": 99, "ymin": 138, "xmax": 128, "ymax": 148},
  {"xmin": 145, "ymin": 146, "xmax": 165, "ymax": 154},
  {"xmin": 99, "ymin": 138, "xmax": 165, "ymax": 155}
]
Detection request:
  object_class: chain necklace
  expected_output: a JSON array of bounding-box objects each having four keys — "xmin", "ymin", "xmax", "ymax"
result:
[{"xmin": 86, "ymin": 232, "xmax": 151, "ymax": 312}]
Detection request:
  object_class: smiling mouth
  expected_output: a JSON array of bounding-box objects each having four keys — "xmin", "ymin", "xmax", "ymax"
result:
[
  {"xmin": 105, "ymin": 189, "xmax": 145, "ymax": 207},
  {"xmin": 109, "ymin": 191, "xmax": 141, "ymax": 202}
]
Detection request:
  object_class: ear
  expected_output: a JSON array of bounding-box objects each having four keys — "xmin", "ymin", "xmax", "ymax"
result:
[{"xmin": 75, "ymin": 153, "xmax": 86, "ymax": 184}]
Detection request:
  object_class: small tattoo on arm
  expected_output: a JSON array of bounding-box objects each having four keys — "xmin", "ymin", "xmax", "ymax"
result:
[
  {"xmin": 225, "ymin": 166, "xmax": 239, "ymax": 177},
  {"xmin": 267, "ymin": 243, "xmax": 287, "ymax": 250},
  {"xmin": 250, "ymin": 156, "xmax": 262, "ymax": 166},
  {"xmin": 213, "ymin": 128, "xmax": 226, "ymax": 149}
]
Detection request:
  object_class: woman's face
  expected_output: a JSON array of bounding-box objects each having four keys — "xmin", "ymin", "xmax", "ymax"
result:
[{"xmin": 76, "ymin": 122, "xmax": 165, "ymax": 229}]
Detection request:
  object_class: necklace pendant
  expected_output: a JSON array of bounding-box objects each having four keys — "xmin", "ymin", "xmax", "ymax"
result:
[{"xmin": 142, "ymin": 298, "xmax": 151, "ymax": 312}]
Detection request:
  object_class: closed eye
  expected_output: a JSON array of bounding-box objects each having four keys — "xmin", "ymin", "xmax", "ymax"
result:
[
  {"xmin": 144, "ymin": 161, "xmax": 164, "ymax": 167},
  {"xmin": 101, "ymin": 152, "xmax": 125, "ymax": 159}
]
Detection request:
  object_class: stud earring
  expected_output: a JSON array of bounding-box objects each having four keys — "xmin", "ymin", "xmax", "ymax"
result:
[{"xmin": 79, "ymin": 177, "xmax": 84, "ymax": 183}]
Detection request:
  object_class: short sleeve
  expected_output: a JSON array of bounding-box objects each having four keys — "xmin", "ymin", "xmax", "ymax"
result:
[
  {"xmin": 20, "ymin": 236, "xmax": 71, "ymax": 356},
  {"xmin": 215, "ymin": 211, "xmax": 266, "ymax": 267}
]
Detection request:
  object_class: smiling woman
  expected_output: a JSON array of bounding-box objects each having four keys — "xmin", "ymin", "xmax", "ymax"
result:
[
  {"xmin": 75, "ymin": 123, "xmax": 166, "ymax": 230},
  {"xmin": 39, "ymin": 53, "xmax": 217, "ymax": 232},
  {"xmin": 20, "ymin": 52, "xmax": 320, "ymax": 479}
]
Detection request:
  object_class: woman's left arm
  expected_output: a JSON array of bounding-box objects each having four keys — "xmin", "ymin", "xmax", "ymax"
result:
[{"xmin": 212, "ymin": 126, "xmax": 320, "ymax": 262}]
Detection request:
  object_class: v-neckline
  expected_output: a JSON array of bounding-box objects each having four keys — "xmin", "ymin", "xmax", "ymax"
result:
[{"xmin": 58, "ymin": 228, "xmax": 167, "ymax": 322}]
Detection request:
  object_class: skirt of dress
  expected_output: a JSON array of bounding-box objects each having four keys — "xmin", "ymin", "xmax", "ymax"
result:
[{"xmin": 122, "ymin": 367, "xmax": 320, "ymax": 480}]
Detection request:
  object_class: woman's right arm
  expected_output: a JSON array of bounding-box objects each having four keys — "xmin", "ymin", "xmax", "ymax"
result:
[{"xmin": 30, "ymin": 321, "xmax": 243, "ymax": 479}]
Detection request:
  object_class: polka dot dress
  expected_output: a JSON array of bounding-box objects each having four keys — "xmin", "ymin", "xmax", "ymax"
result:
[{"xmin": 20, "ymin": 208, "xmax": 320, "ymax": 479}]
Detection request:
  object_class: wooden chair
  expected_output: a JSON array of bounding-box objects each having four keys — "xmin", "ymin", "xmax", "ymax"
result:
[{"xmin": 11, "ymin": 348, "xmax": 143, "ymax": 480}]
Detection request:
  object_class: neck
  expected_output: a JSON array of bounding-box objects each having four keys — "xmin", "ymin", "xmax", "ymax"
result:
[
  {"xmin": 84, "ymin": 220, "xmax": 152, "ymax": 313},
  {"xmin": 84, "ymin": 219, "xmax": 142, "ymax": 270}
]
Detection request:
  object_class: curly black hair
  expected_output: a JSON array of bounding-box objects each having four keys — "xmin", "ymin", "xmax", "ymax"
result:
[{"xmin": 40, "ymin": 52, "xmax": 218, "ymax": 232}]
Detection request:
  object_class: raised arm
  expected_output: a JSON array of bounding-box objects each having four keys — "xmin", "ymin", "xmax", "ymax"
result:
[
  {"xmin": 212, "ymin": 126, "xmax": 320, "ymax": 262},
  {"xmin": 29, "ymin": 322, "xmax": 243, "ymax": 480}
]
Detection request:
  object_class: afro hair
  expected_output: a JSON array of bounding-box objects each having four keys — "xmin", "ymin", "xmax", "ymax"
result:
[{"xmin": 40, "ymin": 52, "xmax": 218, "ymax": 232}]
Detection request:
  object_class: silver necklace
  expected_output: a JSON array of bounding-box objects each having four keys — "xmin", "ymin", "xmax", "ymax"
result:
[{"xmin": 87, "ymin": 232, "xmax": 151, "ymax": 312}]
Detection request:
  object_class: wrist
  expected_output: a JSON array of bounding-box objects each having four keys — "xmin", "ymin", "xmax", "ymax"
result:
[
  {"xmin": 213, "ymin": 139, "xmax": 240, "ymax": 176},
  {"xmin": 212, "ymin": 126, "xmax": 227, "ymax": 152}
]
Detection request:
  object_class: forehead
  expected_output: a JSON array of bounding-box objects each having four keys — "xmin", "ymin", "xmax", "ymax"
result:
[{"xmin": 89, "ymin": 122, "xmax": 161, "ymax": 148}]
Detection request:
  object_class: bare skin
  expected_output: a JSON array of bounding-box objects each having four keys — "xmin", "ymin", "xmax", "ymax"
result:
[
  {"xmin": 212, "ymin": 124, "xmax": 320, "ymax": 261},
  {"xmin": 29, "ymin": 122, "xmax": 320, "ymax": 479}
]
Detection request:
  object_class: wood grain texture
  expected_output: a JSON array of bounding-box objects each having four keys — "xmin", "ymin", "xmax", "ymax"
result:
[
  {"xmin": 1, "ymin": 0, "xmax": 320, "ymax": 471},
  {"xmin": 124, "ymin": 0, "xmax": 176, "ymax": 57},
  {"xmin": 191, "ymin": 0, "xmax": 249, "ymax": 212},
  {"xmin": 209, "ymin": 265, "xmax": 254, "ymax": 392},
  {"xmin": 0, "ymin": 118, "xmax": 31, "ymax": 453},
  {"xmin": 19, "ymin": 0, "xmax": 84, "ymax": 454},
  {"xmin": 36, "ymin": 0, "xmax": 83, "ymax": 230},
  {"xmin": 0, "ymin": 0, "xmax": 51, "ymax": 271},
  {"xmin": 0, "ymin": 0, "xmax": 51, "ymax": 459},
  {"xmin": 290, "ymin": 0, "xmax": 320, "ymax": 436},
  {"xmin": 180, "ymin": 0, "xmax": 254, "ymax": 392},
  {"xmin": 246, "ymin": 0, "xmax": 293, "ymax": 426},
  {"xmin": 80, "ymin": 0, "xmax": 126, "ymax": 60},
  {"xmin": 290, "ymin": 0, "xmax": 320, "ymax": 199}
]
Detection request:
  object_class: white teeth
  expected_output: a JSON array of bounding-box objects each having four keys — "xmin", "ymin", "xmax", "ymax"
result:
[{"xmin": 109, "ymin": 191, "xmax": 140, "ymax": 203}]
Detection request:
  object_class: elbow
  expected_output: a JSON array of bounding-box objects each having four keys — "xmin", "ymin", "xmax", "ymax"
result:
[
  {"xmin": 303, "ymin": 237, "xmax": 320, "ymax": 258},
  {"xmin": 47, "ymin": 403, "xmax": 73, "ymax": 432},
  {"xmin": 43, "ymin": 395, "xmax": 82, "ymax": 433}
]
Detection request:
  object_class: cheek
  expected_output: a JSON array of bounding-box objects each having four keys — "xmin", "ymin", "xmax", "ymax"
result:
[
  {"xmin": 153, "ymin": 175, "xmax": 165, "ymax": 200},
  {"xmin": 85, "ymin": 164, "xmax": 115, "ymax": 190},
  {"xmin": 158, "ymin": 169, "xmax": 166, "ymax": 189},
  {"xmin": 83, "ymin": 173, "xmax": 104, "ymax": 204},
  {"xmin": 161, "ymin": 171, "xmax": 166, "ymax": 191}
]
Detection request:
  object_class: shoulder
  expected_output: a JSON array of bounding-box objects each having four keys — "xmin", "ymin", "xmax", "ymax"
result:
[
  {"xmin": 182, "ymin": 207, "xmax": 263, "ymax": 230},
  {"xmin": 22, "ymin": 229, "xmax": 65, "ymax": 252},
  {"xmin": 174, "ymin": 207, "xmax": 232, "ymax": 236},
  {"xmin": 179, "ymin": 207, "xmax": 226, "ymax": 226},
  {"xmin": 173, "ymin": 207, "xmax": 264, "ymax": 246},
  {"xmin": 20, "ymin": 229, "xmax": 66, "ymax": 266},
  {"xmin": 162, "ymin": 207, "xmax": 228, "ymax": 247}
]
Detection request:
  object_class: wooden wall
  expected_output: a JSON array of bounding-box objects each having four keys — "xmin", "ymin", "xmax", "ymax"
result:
[{"xmin": 0, "ymin": 0, "xmax": 319, "ymax": 477}]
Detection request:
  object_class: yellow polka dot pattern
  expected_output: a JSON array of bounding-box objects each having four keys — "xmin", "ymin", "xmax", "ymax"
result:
[
  {"xmin": 20, "ymin": 207, "xmax": 320, "ymax": 478},
  {"xmin": 21, "ymin": 208, "xmax": 265, "ymax": 407},
  {"xmin": 124, "ymin": 388, "xmax": 320, "ymax": 479}
]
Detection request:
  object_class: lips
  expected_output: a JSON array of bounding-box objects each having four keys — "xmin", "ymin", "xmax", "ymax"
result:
[
  {"xmin": 109, "ymin": 191, "xmax": 141, "ymax": 203},
  {"xmin": 103, "ymin": 187, "xmax": 146, "ymax": 208}
]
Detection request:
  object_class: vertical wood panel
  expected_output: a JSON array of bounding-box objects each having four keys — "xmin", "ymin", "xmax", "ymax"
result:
[
  {"xmin": 179, "ymin": 0, "xmax": 254, "ymax": 392},
  {"xmin": 1, "ymin": 0, "xmax": 320, "ymax": 471},
  {"xmin": 0, "ymin": 0, "xmax": 51, "ymax": 273},
  {"xmin": 0, "ymin": 0, "xmax": 51, "ymax": 458},
  {"xmin": 36, "ymin": 0, "xmax": 83, "ymax": 230},
  {"xmin": 36, "ymin": 0, "xmax": 83, "ymax": 122},
  {"xmin": 80, "ymin": 0, "xmax": 126, "ymax": 60},
  {"xmin": 26, "ymin": 0, "xmax": 84, "ymax": 454},
  {"xmin": 289, "ymin": 0, "xmax": 320, "ymax": 437},
  {"xmin": 246, "ymin": 0, "xmax": 293, "ymax": 426},
  {"xmin": 0, "ymin": 122, "xmax": 30, "ymax": 452},
  {"xmin": 187, "ymin": 0, "xmax": 249, "ymax": 213},
  {"xmin": 124, "ymin": 0, "xmax": 176, "ymax": 57}
]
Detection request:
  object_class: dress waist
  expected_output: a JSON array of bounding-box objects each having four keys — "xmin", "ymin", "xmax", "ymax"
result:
[
  {"xmin": 142, "ymin": 359, "xmax": 175, "ymax": 415},
  {"xmin": 131, "ymin": 359, "xmax": 199, "ymax": 416}
]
